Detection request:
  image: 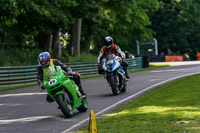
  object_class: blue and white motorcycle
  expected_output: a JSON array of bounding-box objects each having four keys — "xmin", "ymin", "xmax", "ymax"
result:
[{"xmin": 102, "ymin": 54, "xmax": 127, "ymax": 95}]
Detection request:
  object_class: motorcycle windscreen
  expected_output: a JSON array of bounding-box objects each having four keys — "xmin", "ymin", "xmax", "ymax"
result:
[
  {"xmin": 103, "ymin": 55, "xmax": 121, "ymax": 72},
  {"xmin": 44, "ymin": 66, "xmax": 61, "ymax": 80}
]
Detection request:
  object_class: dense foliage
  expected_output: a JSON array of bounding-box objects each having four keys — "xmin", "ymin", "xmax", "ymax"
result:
[
  {"xmin": 1, "ymin": 0, "xmax": 200, "ymax": 65},
  {"xmin": 151, "ymin": 0, "xmax": 200, "ymax": 59}
]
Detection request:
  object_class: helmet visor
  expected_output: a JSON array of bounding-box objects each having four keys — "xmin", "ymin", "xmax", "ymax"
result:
[
  {"xmin": 39, "ymin": 58, "xmax": 50, "ymax": 68},
  {"xmin": 40, "ymin": 60, "xmax": 48, "ymax": 65}
]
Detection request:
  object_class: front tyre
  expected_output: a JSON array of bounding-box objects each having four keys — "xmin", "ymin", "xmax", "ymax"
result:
[
  {"xmin": 56, "ymin": 93, "xmax": 73, "ymax": 118},
  {"xmin": 110, "ymin": 75, "xmax": 120, "ymax": 95}
]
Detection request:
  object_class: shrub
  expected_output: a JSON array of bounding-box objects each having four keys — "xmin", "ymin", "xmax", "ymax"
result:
[
  {"xmin": 0, "ymin": 48, "xmax": 42, "ymax": 66},
  {"xmin": 0, "ymin": 49, "xmax": 97, "ymax": 66},
  {"xmin": 69, "ymin": 53, "xmax": 97, "ymax": 62}
]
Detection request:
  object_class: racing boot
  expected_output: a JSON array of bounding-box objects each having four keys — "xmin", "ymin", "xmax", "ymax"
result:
[
  {"xmin": 73, "ymin": 72, "xmax": 87, "ymax": 99},
  {"xmin": 121, "ymin": 62, "xmax": 130, "ymax": 79},
  {"xmin": 78, "ymin": 85, "xmax": 87, "ymax": 99},
  {"xmin": 124, "ymin": 69, "xmax": 130, "ymax": 79},
  {"xmin": 46, "ymin": 94, "xmax": 54, "ymax": 103}
]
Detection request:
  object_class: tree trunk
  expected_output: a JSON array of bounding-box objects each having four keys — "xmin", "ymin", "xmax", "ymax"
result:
[
  {"xmin": 39, "ymin": 32, "xmax": 52, "ymax": 52},
  {"xmin": 52, "ymin": 31, "xmax": 61, "ymax": 58},
  {"xmin": 84, "ymin": 35, "xmax": 93, "ymax": 53},
  {"xmin": 71, "ymin": 18, "xmax": 82, "ymax": 56}
]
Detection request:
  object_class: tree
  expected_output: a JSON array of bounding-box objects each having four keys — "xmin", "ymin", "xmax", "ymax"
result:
[
  {"xmin": 0, "ymin": 0, "xmax": 160, "ymax": 60},
  {"xmin": 69, "ymin": 0, "xmax": 106, "ymax": 56},
  {"xmin": 0, "ymin": 0, "xmax": 20, "ymax": 48},
  {"xmin": 17, "ymin": 0, "xmax": 75, "ymax": 57},
  {"xmin": 92, "ymin": 0, "xmax": 159, "ymax": 53},
  {"xmin": 151, "ymin": 0, "xmax": 200, "ymax": 59}
]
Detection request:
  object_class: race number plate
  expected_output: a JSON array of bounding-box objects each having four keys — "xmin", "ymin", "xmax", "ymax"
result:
[{"xmin": 48, "ymin": 79, "xmax": 57, "ymax": 86}]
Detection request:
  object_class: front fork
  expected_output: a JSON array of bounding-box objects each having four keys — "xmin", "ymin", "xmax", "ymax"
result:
[
  {"xmin": 104, "ymin": 72, "xmax": 119, "ymax": 86},
  {"xmin": 48, "ymin": 86, "xmax": 67, "ymax": 103}
]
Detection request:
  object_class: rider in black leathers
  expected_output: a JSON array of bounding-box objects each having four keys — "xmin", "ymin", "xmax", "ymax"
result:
[{"xmin": 37, "ymin": 52, "xmax": 86, "ymax": 102}]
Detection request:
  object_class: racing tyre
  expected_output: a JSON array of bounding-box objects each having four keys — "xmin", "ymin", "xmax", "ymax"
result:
[
  {"xmin": 110, "ymin": 75, "xmax": 120, "ymax": 95},
  {"xmin": 56, "ymin": 92, "xmax": 73, "ymax": 118}
]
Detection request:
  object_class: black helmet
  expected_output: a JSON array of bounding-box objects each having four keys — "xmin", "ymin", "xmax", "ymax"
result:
[{"xmin": 104, "ymin": 36, "xmax": 113, "ymax": 48}]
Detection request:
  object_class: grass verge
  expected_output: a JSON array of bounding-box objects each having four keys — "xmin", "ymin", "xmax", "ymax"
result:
[
  {"xmin": 75, "ymin": 74, "xmax": 200, "ymax": 133},
  {"xmin": 0, "ymin": 83, "xmax": 37, "ymax": 92}
]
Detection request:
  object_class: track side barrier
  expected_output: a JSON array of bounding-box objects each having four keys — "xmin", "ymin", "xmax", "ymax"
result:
[{"xmin": 0, "ymin": 57, "xmax": 142, "ymax": 88}]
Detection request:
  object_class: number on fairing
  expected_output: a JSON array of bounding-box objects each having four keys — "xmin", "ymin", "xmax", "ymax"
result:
[{"xmin": 48, "ymin": 79, "xmax": 57, "ymax": 86}]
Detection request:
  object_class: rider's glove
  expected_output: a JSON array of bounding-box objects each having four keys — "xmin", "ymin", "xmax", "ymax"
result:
[
  {"xmin": 39, "ymin": 83, "xmax": 43, "ymax": 87},
  {"xmin": 39, "ymin": 83, "xmax": 45, "ymax": 90},
  {"xmin": 121, "ymin": 53, "xmax": 126, "ymax": 60},
  {"xmin": 98, "ymin": 63, "xmax": 101, "ymax": 68},
  {"xmin": 41, "ymin": 86, "xmax": 45, "ymax": 90}
]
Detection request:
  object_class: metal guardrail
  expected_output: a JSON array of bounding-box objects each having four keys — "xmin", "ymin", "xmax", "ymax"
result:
[
  {"xmin": 0, "ymin": 57, "xmax": 142, "ymax": 87},
  {"xmin": 126, "ymin": 57, "xmax": 143, "ymax": 70}
]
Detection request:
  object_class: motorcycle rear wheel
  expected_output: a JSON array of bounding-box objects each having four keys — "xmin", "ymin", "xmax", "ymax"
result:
[
  {"xmin": 56, "ymin": 93, "xmax": 73, "ymax": 118},
  {"xmin": 110, "ymin": 75, "xmax": 120, "ymax": 95}
]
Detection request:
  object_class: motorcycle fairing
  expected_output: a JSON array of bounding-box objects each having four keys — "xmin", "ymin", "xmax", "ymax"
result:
[
  {"xmin": 116, "ymin": 67, "xmax": 126, "ymax": 79},
  {"xmin": 43, "ymin": 66, "xmax": 81, "ymax": 109},
  {"xmin": 103, "ymin": 60, "xmax": 120, "ymax": 72}
]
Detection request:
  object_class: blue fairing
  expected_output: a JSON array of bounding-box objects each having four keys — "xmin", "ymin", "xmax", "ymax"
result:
[
  {"xmin": 112, "ymin": 60, "xmax": 116, "ymax": 70},
  {"xmin": 117, "ymin": 67, "xmax": 124, "ymax": 74}
]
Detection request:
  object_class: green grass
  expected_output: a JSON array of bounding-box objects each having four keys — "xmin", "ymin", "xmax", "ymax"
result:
[
  {"xmin": 69, "ymin": 53, "xmax": 97, "ymax": 62},
  {"xmin": 0, "ymin": 50, "xmax": 97, "ymax": 66},
  {"xmin": 75, "ymin": 74, "xmax": 200, "ymax": 133},
  {"xmin": 0, "ymin": 48, "xmax": 42, "ymax": 66},
  {"xmin": 0, "ymin": 83, "xmax": 37, "ymax": 92}
]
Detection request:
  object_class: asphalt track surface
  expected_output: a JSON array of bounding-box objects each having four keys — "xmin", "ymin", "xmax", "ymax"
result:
[{"xmin": 1, "ymin": 62, "xmax": 200, "ymax": 133}]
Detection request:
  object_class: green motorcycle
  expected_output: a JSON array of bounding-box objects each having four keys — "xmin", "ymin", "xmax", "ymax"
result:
[{"xmin": 42, "ymin": 66, "xmax": 88, "ymax": 118}]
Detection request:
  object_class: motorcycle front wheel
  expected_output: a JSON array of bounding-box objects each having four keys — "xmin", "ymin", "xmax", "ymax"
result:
[
  {"xmin": 56, "ymin": 92, "xmax": 73, "ymax": 118},
  {"xmin": 110, "ymin": 75, "xmax": 120, "ymax": 95}
]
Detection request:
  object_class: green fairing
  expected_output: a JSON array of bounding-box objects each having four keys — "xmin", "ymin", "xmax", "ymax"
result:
[
  {"xmin": 62, "ymin": 77, "xmax": 82, "ymax": 109},
  {"xmin": 43, "ymin": 65, "xmax": 82, "ymax": 110}
]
